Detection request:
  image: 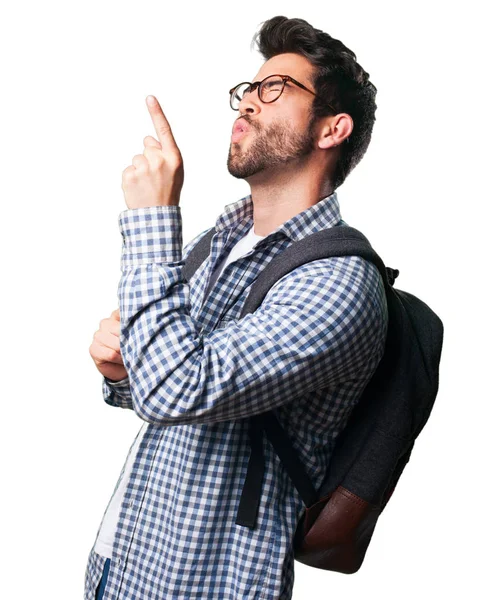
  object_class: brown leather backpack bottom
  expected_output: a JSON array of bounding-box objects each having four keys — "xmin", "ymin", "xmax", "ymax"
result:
[{"xmin": 293, "ymin": 485, "xmax": 385, "ymax": 574}]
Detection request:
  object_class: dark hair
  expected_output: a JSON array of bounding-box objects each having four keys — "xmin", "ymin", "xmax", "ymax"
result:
[{"xmin": 250, "ymin": 16, "xmax": 378, "ymax": 190}]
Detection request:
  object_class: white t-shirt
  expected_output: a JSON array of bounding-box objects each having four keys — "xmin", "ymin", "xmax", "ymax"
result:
[{"xmin": 94, "ymin": 223, "xmax": 266, "ymax": 558}]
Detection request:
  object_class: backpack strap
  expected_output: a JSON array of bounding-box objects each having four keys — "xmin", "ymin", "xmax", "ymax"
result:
[
  {"xmin": 234, "ymin": 226, "xmax": 396, "ymax": 529},
  {"xmin": 182, "ymin": 227, "xmax": 216, "ymax": 282},
  {"xmin": 182, "ymin": 225, "xmax": 399, "ymax": 287},
  {"xmin": 181, "ymin": 226, "xmax": 399, "ymax": 286},
  {"xmin": 240, "ymin": 226, "xmax": 393, "ymax": 308}
]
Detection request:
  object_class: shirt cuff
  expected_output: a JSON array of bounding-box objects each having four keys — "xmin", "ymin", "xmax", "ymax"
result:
[
  {"xmin": 102, "ymin": 375, "xmax": 134, "ymax": 410},
  {"xmin": 119, "ymin": 205, "xmax": 183, "ymax": 269},
  {"xmin": 103, "ymin": 376, "xmax": 129, "ymax": 386}
]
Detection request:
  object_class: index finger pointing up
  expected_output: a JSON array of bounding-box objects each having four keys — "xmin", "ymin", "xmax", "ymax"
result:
[{"xmin": 145, "ymin": 95, "xmax": 179, "ymax": 153}]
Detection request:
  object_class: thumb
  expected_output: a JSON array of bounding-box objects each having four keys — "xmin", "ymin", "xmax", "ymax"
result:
[
  {"xmin": 112, "ymin": 308, "xmax": 120, "ymax": 320},
  {"xmin": 143, "ymin": 135, "xmax": 162, "ymax": 149}
]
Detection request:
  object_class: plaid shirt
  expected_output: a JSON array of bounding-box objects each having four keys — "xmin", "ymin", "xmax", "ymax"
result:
[{"xmin": 84, "ymin": 190, "xmax": 388, "ymax": 600}]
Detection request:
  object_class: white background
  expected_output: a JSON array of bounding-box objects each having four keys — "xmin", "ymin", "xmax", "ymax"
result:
[{"xmin": 1, "ymin": 1, "xmax": 498, "ymax": 598}]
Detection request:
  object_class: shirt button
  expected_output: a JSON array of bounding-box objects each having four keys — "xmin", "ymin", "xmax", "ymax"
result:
[{"xmin": 117, "ymin": 558, "xmax": 122, "ymax": 566}]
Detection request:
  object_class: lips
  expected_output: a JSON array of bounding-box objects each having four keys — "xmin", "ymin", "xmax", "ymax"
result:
[{"xmin": 232, "ymin": 118, "xmax": 251, "ymax": 135}]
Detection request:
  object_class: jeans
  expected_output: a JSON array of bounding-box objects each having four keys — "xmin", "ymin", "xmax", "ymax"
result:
[{"xmin": 95, "ymin": 557, "xmax": 111, "ymax": 600}]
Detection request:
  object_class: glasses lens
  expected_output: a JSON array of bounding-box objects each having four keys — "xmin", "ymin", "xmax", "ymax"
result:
[
  {"xmin": 260, "ymin": 76, "xmax": 284, "ymax": 103},
  {"xmin": 230, "ymin": 76, "xmax": 284, "ymax": 110},
  {"xmin": 231, "ymin": 83, "xmax": 251, "ymax": 110}
]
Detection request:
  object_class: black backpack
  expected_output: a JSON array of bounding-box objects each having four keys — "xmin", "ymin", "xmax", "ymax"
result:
[{"xmin": 182, "ymin": 224, "xmax": 444, "ymax": 574}]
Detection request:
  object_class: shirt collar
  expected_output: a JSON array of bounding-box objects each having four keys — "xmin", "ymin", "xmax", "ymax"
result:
[{"xmin": 214, "ymin": 190, "xmax": 343, "ymax": 242}]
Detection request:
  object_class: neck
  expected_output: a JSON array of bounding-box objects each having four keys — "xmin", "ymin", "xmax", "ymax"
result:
[{"xmin": 246, "ymin": 166, "xmax": 334, "ymax": 236}]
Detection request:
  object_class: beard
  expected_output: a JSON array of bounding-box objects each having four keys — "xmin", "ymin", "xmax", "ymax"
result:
[{"xmin": 227, "ymin": 112, "xmax": 317, "ymax": 180}]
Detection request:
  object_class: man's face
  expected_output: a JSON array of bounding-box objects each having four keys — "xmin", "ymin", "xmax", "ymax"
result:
[{"xmin": 227, "ymin": 53, "xmax": 319, "ymax": 181}]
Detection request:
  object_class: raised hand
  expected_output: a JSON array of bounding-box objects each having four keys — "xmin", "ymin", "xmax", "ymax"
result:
[{"xmin": 121, "ymin": 95, "xmax": 184, "ymax": 209}]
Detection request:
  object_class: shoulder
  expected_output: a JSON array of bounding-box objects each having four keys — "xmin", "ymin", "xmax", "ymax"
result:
[
  {"xmin": 263, "ymin": 253, "xmax": 388, "ymax": 353},
  {"xmin": 254, "ymin": 253, "xmax": 388, "ymax": 382},
  {"xmin": 263, "ymin": 254, "xmax": 386, "ymax": 315}
]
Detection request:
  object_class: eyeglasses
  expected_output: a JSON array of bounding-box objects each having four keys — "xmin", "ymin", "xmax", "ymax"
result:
[{"xmin": 229, "ymin": 73, "xmax": 337, "ymax": 113}]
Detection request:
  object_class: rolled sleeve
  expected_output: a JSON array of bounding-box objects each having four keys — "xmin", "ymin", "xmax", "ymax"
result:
[
  {"xmin": 119, "ymin": 205, "xmax": 183, "ymax": 270},
  {"xmin": 101, "ymin": 218, "xmax": 211, "ymax": 412},
  {"xmin": 102, "ymin": 376, "xmax": 133, "ymax": 410}
]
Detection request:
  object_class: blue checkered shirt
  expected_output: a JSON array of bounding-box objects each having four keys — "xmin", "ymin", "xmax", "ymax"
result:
[{"xmin": 84, "ymin": 190, "xmax": 388, "ymax": 599}]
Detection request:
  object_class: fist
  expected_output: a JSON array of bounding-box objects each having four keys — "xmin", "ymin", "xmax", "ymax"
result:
[{"xmin": 89, "ymin": 308, "xmax": 128, "ymax": 382}]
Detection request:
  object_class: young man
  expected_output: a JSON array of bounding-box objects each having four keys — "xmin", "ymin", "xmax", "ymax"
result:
[{"xmin": 85, "ymin": 15, "xmax": 388, "ymax": 600}]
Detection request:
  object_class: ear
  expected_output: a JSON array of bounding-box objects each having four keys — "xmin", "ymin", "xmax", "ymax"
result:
[{"xmin": 317, "ymin": 113, "xmax": 353, "ymax": 149}]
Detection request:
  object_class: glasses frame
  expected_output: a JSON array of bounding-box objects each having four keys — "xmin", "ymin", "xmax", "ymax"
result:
[{"xmin": 229, "ymin": 73, "xmax": 337, "ymax": 113}]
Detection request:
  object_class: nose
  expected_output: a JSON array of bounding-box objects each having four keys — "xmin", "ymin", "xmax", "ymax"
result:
[{"xmin": 237, "ymin": 86, "xmax": 262, "ymax": 116}]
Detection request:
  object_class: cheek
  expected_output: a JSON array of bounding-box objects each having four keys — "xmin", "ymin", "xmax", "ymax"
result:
[{"xmin": 268, "ymin": 113, "xmax": 295, "ymax": 133}]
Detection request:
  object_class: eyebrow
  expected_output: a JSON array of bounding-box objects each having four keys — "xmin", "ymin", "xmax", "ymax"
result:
[{"xmin": 250, "ymin": 76, "xmax": 294, "ymax": 86}]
